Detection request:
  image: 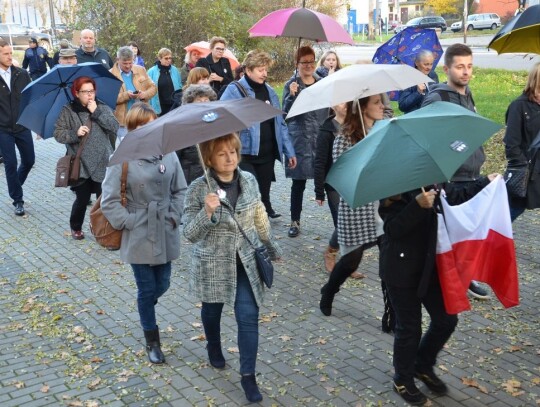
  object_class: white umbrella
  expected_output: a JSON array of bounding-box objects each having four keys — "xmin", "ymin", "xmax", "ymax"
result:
[{"xmin": 285, "ymin": 64, "xmax": 434, "ymax": 119}]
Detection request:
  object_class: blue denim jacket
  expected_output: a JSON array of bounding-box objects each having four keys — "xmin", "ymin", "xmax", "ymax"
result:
[{"xmin": 220, "ymin": 77, "xmax": 295, "ymax": 161}]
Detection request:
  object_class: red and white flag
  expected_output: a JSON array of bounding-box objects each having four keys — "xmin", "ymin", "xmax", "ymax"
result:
[{"xmin": 436, "ymin": 176, "xmax": 519, "ymax": 314}]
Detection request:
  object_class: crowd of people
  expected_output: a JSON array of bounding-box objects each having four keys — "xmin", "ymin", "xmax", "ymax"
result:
[{"xmin": 1, "ymin": 30, "xmax": 539, "ymax": 404}]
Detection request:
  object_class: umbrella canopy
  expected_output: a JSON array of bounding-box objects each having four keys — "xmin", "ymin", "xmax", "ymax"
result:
[
  {"xmin": 248, "ymin": 7, "xmax": 354, "ymax": 45},
  {"xmin": 372, "ymin": 27, "xmax": 443, "ymax": 67},
  {"xmin": 17, "ymin": 62, "xmax": 122, "ymax": 139},
  {"xmin": 184, "ymin": 41, "xmax": 240, "ymax": 70},
  {"xmin": 285, "ymin": 64, "xmax": 433, "ymax": 119},
  {"xmin": 488, "ymin": 5, "xmax": 540, "ymax": 54},
  {"xmin": 326, "ymin": 102, "xmax": 502, "ymax": 208},
  {"xmin": 108, "ymin": 98, "xmax": 283, "ymax": 166}
]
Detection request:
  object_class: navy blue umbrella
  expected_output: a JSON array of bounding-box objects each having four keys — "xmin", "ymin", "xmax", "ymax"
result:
[{"xmin": 17, "ymin": 62, "xmax": 122, "ymax": 139}]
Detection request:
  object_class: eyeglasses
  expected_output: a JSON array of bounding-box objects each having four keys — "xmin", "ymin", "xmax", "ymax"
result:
[
  {"xmin": 214, "ymin": 47, "xmax": 226, "ymax": 52},
  {"xmin": 163, "ymin": 57, "xmax": 172, "ymax": 60},
  {"xmin": 78, "ymin": 90, "xmax": 96, "ymax": 95},
  {"xmin": 299, "ymin": 60, "xmax": 316, "ymax": 66}
]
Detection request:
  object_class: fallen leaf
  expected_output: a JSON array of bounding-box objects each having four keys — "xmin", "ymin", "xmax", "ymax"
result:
[
  {"xmin": 508, "ymin": 345, "xmax": 522, "ymax": 352},
  {"xmin": 96, "ymin": 310, "xmax": 105, "ymax": 315},
  {"xmin": 532, "ymin": 377, "xmax": 540, "ymax": 385},
  {"xmin": 502, "ymin": 378, "xmax": 522, "ymax": 395},
  {"xmin": 438, "ymin": 364, "xmax": 449, "ymax": 372},
  {"xmin": 190, "ymin": 334, "xmax": 205, "ymax": 341},
  {"xmin": 191, "ymin": 322, "xmax": 202, "ymax": 328},
  {"xmin": 73, "ymin": 326, "xmax": 85, "ymax": 334},
  {"xmin": 14, "ymin": 381, "xmax": 25, "ymax": 389},
  {"xmin": 87, "ymin": 377, "xmax": 101, "ymax": 390},
  {"xmin": 279, "ymin": 335, "xmax": 291, "ymax": 342},
  {"xmin": 40, "ymin": 384, "xmax": 49, "ymax": 393},
  {"xmin": 90, "ymin": 357, "xmax": 103, "ymax": 363},
  {"xmin": 227, "ymin": 347, "xmax": 239, "ymax": 353}
]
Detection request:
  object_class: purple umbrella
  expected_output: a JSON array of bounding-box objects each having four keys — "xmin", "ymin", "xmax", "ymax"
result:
[{"xmin": 248, "ymin": 7, "xmax": 354, "ymax": 45}]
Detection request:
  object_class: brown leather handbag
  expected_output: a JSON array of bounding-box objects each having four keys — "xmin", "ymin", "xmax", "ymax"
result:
[
  {"xmin": 89, "ymin": 162, "xmax": 128, "ymax": 251},
  {"xmin": 55, "ymin": 118, "xmax": 91, "ymax": 187}
]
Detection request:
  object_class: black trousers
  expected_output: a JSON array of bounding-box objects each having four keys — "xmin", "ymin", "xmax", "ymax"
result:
[
  {"xmin": 239, "ymin": 160, "xmax": 276, "ymax": 214},
  {"xmin": 290, "ymin": 179, "xmax": 307, "ymax": 222},
  {"xmin": 386, "ymin": 278, "xmax": 458, "ymax": 385},
  {"xmin": 70, "ymin": 179, "xmax": 101, "ymax": 231}
]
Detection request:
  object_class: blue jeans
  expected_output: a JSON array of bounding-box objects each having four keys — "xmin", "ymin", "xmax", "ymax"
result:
[
  {"xmin": 0, "ymin": 129, "xmax": 35, "ymax": 205},
  {"xmin": 201, "ymin": 263, "xmax": 259, "ymax": 375},
  {"xmin": 131, "ymin": 262, "xmax": 172, "ymax": 331}
]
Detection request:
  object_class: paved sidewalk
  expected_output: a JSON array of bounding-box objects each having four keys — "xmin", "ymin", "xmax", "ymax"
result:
[{"xmin": 0, "ymin": 139, "xmax": 539, "ymax": 407}]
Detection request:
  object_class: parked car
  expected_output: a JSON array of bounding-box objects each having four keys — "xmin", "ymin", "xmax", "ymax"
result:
[
  {"xmin": 394, "ymin": 16, "xmax": 447, "ymax": 34},
  {"xmin": 450, "ymin": 13, "xmax": 501, "ymax": 32},
  {"xmin": 0, "ymin": 23, "xmax": 53, "ymax": 51}
]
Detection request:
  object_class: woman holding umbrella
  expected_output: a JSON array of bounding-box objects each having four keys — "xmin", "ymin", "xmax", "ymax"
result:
[
  {"xmin": 53, "ymin": 76, "xmax": 119, "ymax": 240},
  {"xmin": 398, "ymin": 50, "xmax": 439, "ymax": 113},
  {"xmin": 183, "ymin": 133, "xmax": 282, "ymax": 403},
  {"xmin": 220, "ymin": 50, "xmax": 296, "ymax": 219},
  {"xmin": 503, "ymin": 61, "xmax": 540, "ymax": 221},
  {"xmin": 101, "ymin": 103, "xmax": 187, "ymax": 364},
  {"xmin": 319, "ymin": 95, "xmax": 388, "ymax": 317},
  {"xmin": 283, "ymin": 45, "xmax": 328, "ymax": 237}
]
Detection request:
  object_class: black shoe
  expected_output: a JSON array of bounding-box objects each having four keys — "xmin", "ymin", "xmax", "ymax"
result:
[
  {"xmin": 319, "ymin": 286, "xmax": 335, "ymax": 316},
  {"xmin": 206, "ymin": 342, "xmax": 225, "ymax": 369},
  {"xmin": 415, "ymin": 369, "xmax": 448, "ymax": 395},
  {"xmin": 14, "ymin": 203, "xmax": 25, "ymax": 216},
  {"xmin": 468, "ymin": 281, "xmax": 490, "ymax": 299},
  {"xmin": 241, "ymin": 374, "xmax": 263, "ymax": 403},
  {"xmin": 143, "ymin": 328, "xmax": 165, "ymax": 364},
  {"xmin": 288, "ymin": 221, "xmax": 300, "ymax": 237},
  {"xmin": 267, "ymin": 210, "xmax": 281, "ymax": 219},
  {"xmin": 393, "ymin": 380, "xmax": 427, "ymax": 405}
]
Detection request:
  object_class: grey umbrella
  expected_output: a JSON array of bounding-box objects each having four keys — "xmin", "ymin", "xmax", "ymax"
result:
[{"xmin": 108, "ymin": 98, "xmax": 283, "ymax": 167}]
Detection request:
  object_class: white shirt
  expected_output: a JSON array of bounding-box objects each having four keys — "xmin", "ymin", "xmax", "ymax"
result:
[{"xmin": 0, "ymin": 67, "xmax": 11, "ymax": 90}]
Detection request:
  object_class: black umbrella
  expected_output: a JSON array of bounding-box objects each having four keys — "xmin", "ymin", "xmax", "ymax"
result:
[{"xmin": 488, "ymin": 5, "xmax": 540, "ymax": 54}]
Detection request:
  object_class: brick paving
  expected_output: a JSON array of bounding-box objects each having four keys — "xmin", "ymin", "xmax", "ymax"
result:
[{"xmin": 0, "ymin": 138, "xmax": 539, "ymax": 407}]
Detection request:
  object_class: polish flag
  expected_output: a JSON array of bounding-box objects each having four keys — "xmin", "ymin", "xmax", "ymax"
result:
[{"xmin": 436, "ymin": 176, "xmax": 519, "ymax": 314}]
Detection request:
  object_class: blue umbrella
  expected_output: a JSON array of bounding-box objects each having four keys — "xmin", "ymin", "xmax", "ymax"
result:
[
  {"xmin": 17, "ymin": 62, "xmax": 122, "ymax": 139},
  {"xmin": 372, "ymin": 27, "xmax": 442, "ymax": 100}
]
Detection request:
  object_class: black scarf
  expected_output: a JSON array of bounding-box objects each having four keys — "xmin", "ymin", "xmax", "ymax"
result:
[{"xmin": 156, "ymin": 61, "xmax": 172, "ymax": 72}]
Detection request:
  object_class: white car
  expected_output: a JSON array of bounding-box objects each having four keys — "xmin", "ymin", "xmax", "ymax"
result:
[{"xmin": 451, "ymin": 13, "xmax": 501, "ymax": 32}]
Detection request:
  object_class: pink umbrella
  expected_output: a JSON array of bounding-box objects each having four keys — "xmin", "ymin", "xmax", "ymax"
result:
[
  {"xmin": 184, "ymin": 41, "xmax": 240, "ymax": 70},
  {"xmin": 248, "ymin": 7, "xmax": 354, "ymax": 45}
]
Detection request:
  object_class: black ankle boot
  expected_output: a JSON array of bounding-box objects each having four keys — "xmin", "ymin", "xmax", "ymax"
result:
[
  {"xmin": 206, "ymin": 342, "xmax": 225, "ymax": 368},
  {"xmin": 241, "ymin": 374, "xmax": 263, "ymax": 402},
  {"xmin": 144, "ymin": 327, "xmax": 165, "ymax": 364},
  {"xmin": 319, "ymin": 286, "xmax": 335, "ymax": 316}
]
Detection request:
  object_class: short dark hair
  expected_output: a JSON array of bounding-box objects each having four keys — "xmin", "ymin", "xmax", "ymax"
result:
[
  {"xmin": 444, "ymin": 43, "xmax": 472, "ymax": 67},
  {"xmin": 296, "ymin": 46, "xmax": 315, "ymax": 64}
]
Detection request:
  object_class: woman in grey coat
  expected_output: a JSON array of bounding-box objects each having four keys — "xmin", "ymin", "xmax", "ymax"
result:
[
  {"xmin": 183, "ymin": 133, "xmax": 281, "ymax": 403},
  {"xmin": 283, "ymin": 46, "xmax": 327, "ymax": 237},
  {"xmin": 54, "ymin": 76, "xmax": 119, "ymax": 240},
  {"xmin": 101, "ymin": 103, "xmax": 187, "ymax": 364}
]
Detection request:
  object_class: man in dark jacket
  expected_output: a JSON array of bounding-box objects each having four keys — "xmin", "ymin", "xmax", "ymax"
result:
[
  {"xmin": 421, "ymin": 43, "xmax": 490, "ymax": 300},
  {"xmin": 75, "ymin": 29, "xmax": 114, "ymax": 68},
  {"xmin": 22, "ymin": 37, "xmax": 52, "ymax": 80},
  {"xmin": 0, "ymin": 40, "xmax": 35, "ymax": 216},
  {"xmin": 196, "ymin": 36, "xmax": 233, "ymax": 96}
]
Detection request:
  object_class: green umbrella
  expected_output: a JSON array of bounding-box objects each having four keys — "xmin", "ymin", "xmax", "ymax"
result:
[{"xmin": 326, "ymin": 102, "xmax": 502, "ymax": 208}]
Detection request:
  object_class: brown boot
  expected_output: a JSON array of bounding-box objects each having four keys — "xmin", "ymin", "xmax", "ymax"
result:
[{"xmin": 323, "ymin": 246, "xmax": 339, "ymax": 272}]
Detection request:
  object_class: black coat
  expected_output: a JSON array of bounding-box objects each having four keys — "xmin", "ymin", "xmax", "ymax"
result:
[
  {"xmin": 314, "ymin": 115, "xmax": 337, "ymax": 201},
  {"xmin": 0, "ymin": 66, "xmax": 31, "ymax": 134},
  {"xmin": 195, "ymin": 54, "xmax": 233, "ymax": 95},
  {"xmin": 504, "ymin": 93, "xmax": 540, "ymax": 209},
  {"xmin": 379, "ymin": 180, "xmax": 488, "ymax": 296}
]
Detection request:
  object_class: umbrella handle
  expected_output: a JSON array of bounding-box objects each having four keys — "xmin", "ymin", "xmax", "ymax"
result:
[{"xmin": 196, "ymin": 144, "xmax": 213, "ymax": 191}]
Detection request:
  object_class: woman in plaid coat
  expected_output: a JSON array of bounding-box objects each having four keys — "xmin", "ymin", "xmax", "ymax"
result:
[{"xmin": 183, "ymin": 133, "xmax": 281, "ymax": 403}]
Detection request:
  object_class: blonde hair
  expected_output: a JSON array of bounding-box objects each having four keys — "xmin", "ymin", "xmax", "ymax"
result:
[
  {"xmin": 318, "ymin": 50, "xmax": 342, "ymax": 70},
  {"xmin": 524, "ymin": 62, "xmax": 540, "ymax": 101},
  {"xmin": 199, "ymin": 133, "xmax": 241, "ymax": 168},
  {"xmin": 243, "ymin": 50, "xmax": 273, "ymax": 71},
  {"xmin": 157, "ymin": 48, "xmax": 172, "ymax": 59},
  {"xmin": 125, "ymin": 103, "xmax": 157, "ymax": 131}
]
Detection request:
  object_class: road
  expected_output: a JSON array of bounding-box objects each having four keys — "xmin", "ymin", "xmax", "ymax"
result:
[{"xmin": 335, "ymin": 35, "xmax": 539, "ymax": 71}]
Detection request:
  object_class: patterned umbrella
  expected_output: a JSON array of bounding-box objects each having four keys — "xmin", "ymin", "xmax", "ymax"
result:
[{"xmin": 372, "ymin": 27, "xmax": 442, "ymax": 100}]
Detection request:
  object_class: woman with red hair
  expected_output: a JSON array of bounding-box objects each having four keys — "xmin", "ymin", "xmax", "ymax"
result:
[{"xmin": 54, "ymin": 76, "xmax": 119, "ymax": 240}]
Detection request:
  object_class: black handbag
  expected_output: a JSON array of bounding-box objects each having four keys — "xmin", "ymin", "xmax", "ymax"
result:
[
  {"xmin": 504, "ymin": 163, "xmax": 529, "ymax": 198},
  {"xmin": 227, "ymin": 207, "xmax": 274, "ymax": 288}
]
